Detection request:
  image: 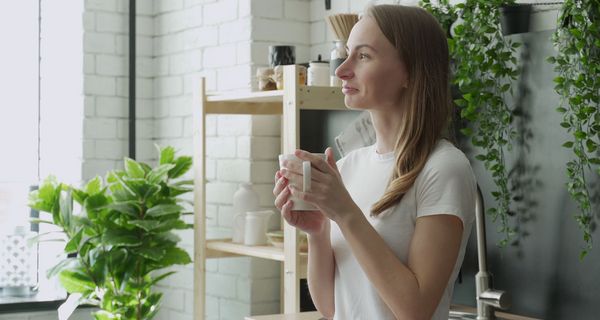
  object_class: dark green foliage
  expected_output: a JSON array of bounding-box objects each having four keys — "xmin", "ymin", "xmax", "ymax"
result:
[
  {"xmin": 422, "ymin": 0, "xmax": 521, "ymax": 247},
  {"xmin": 550, "ymin": 0, "xmax": 600, "ymax": 259}
]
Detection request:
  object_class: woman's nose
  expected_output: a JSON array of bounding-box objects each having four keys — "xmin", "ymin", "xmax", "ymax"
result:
[{"xmin": 335, "ymin": 58, "xmax": 353, "ymax": 80}]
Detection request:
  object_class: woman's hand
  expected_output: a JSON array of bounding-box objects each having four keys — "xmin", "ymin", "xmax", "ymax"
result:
[
  {"xmin": 281, "ymin": 147, "xmax": 359, "ymax": 225},
  {"xmin": 273, "ymin": 165, "xmax": 328, "ymax": 236}
]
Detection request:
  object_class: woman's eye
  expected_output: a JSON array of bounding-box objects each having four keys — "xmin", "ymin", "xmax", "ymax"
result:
[{"xmin": 359, "ymin": 53, "xmax": 369, "ymax": 60}]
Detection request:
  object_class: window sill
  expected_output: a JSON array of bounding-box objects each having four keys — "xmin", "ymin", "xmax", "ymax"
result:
[{"xmin": 0, "ymin": 288, "xmax": 66, "ymax": 314}]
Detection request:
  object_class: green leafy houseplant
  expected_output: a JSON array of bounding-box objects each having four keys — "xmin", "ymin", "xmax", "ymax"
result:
[
  {"xmin": 422, "ymin": 0, "xmax": 522, "ymax": 247},
  {"xmin": 549, "ymin": 0, "xmax": 600, "ymax": 259},
  {"xmin": 28, "ymin": 146, "xmax": 193, "ymax": 319}
]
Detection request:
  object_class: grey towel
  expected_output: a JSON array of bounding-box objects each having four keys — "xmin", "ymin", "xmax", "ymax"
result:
[{"xmin": 334, "ymin": 111, "xmax": 376, "ymax": 157}]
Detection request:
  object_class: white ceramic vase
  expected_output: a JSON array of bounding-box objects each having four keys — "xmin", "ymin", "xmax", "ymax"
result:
[{"xmin": 232, "ymin": 183, "xmax": 260, "ymax": 243}]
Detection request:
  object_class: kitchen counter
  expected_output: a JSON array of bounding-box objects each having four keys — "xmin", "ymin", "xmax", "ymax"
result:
[{"xmin": 245, "ymin": 305, "xmax": 541, "ymax": 320}]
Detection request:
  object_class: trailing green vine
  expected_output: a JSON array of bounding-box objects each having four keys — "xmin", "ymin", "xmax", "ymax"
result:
[
  {"xmin": 549, "ymin": 0, "xmax": 600, "ymax": 259},
  {"xmin": 422, "ymin": 0, "xmax": 521, "ymax": 247},
  {"xmin": 420, "ymin": 0, "xmax": 458, "ymax": 38}
]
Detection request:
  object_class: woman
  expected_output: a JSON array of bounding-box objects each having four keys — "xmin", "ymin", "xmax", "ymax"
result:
[{"xmin": 273, "ymin": 4, "xmax": 476, "ymax": 320}]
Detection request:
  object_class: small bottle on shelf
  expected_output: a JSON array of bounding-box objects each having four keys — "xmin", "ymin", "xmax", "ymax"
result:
[{"xmin": 330, "ymin": 40, "xmax": 347, "ymax": 87}]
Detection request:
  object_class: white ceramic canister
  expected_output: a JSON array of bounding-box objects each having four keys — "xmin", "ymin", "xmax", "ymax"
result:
[
  {"xmin": 232, "ymin": 183, "xmax": 259, "ymax": 243},
  {"xmin": 243, "ymin": 210, "xmax": 274, "ymax": 246},
  {"xmin": 307, "ymin": 55, "xmax": 330, "ymax": 87}
]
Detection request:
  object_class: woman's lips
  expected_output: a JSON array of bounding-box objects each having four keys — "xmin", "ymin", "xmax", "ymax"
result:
[{"xmin": 342, "ymin": 86, "xmax": 358, "ymax": 95}]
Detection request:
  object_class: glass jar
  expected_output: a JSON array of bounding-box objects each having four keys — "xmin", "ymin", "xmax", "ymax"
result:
[
  {"xmin": 256, "ymin": 67, "xmax": 276, "ymax": 91},
  {"xmin": 330, "ymin": 40, "xmax": 347, "ymax": 87},
  {"xmin": 274, "ymin": 65, "xmax": 306, "ymax": 90}
]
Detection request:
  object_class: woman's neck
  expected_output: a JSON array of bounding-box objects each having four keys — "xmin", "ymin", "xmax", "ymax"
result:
[{"xmin": 369, "ymin": 110, "xmax": 402, "ymax": 154}]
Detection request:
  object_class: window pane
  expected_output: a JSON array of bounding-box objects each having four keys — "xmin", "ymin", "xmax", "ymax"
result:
[{"xmin": 0, "ymin": 1, "xmax": 39, "ymax": 184}]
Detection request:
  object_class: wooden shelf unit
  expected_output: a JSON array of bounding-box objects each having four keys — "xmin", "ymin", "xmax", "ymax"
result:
[{"xmin": 193, "ymin": 65, "xmax": 348, "ymax": 319}]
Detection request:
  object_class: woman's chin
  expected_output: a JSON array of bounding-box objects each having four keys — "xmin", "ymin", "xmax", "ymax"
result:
[{"xmin": 344, "ymin": 96, "xmax": 368, "ymax": 110}]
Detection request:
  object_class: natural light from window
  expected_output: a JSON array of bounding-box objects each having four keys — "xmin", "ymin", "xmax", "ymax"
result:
[{"xmin": 0, "ymin": 0, "xmax": 83, "ymax": 305}]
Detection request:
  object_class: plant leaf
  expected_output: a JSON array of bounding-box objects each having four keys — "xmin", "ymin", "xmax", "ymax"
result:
[
  {"xmin": 129, "ymin": 220, "xmax": 161, "ymax": 232},
  {"xmin": 124, "ymin": 158, "xmax": 146, "ymax": 179},
  {"xmin": 159, "ymin": 145, "xmax": 175, "ymax": 165},
  {"xmin": 168, "ymin": 156, "xmax": 192, "ymax": 179},
  {"xmin": 85, "ymin": 176, "xmax": 103, "ymax": 195},
  {"xmin": 146, "ymin": 204, "xmax": 183, "ymax": 218},
  {"xmin": 147, "ymin": 164, "xmax": 176, "ymax": 185},
  {"xmin": 65, "ymin": 228, "xmax": 83, "ymax": 253},
  {"xmin": 159, "ymin": 247, "xmax": 191, "ymax": 266},
  {"xmin": 94, "ymin": 310, "xmax": 118, "ymax": 320},
  {"xmin": 102, "ymin": 229, "xmax": 142, "ymax": 247},
  {"xmin": 59, "ymin": 269, "xmax": 95, "ymax": 293},
  {"xmin": 107, "ymin": 201, "xmax": 141, "ymax": 218},
  {"xmin": 134, "ymin": 247, "xmax": 166, "ymax": 261}
]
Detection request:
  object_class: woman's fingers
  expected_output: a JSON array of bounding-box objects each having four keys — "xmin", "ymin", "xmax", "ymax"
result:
[
  {"xmin": 281, "ymin": 199, "xmax": 297, "ymax": 226},
  {"xmin": 274, "ymin": 185, "xmax": 291, "ymax": 210},
  {"xmin": 272, "ymin": 174, "xmax": 288, "ymax": 196},
  {"xmin": 279, "ymin": 168, "xmax": 308, "ymax": 187},
  {"xmin": 295, "ymin": 149, "xmax": 331, "ymax": 174},
  {"xmin": 280, "ymin": 164, "xmax": 328, "ymax": 183}
]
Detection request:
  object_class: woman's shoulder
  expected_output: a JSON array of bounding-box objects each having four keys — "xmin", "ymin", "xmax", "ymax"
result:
[
  {"xmin": 422, "ymin": 140, "xmax": 474, "ymax": 178},
  {"xmin": 429, "ymin": 139, "xmax": 469, "ymax": 163}
]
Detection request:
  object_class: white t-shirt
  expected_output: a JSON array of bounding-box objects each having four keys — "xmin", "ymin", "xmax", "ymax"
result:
[{"xmin": 330, "ymin": 139, "xmax": 476, "ymax": 320}]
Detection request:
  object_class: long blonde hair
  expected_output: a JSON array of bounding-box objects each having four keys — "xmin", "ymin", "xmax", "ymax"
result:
[{"xmin": 368, "ymin": 5, "xmax": 452, "ymax": 216}]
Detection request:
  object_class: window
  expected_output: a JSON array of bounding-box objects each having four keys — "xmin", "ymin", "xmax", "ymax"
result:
[{"xmin": 0, "ymin": 0, "xmax": 83, "ymax": 310}]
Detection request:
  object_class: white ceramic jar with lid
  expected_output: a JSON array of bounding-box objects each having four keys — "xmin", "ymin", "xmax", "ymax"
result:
[
  {"xmin": 243, "ymin": 210, "xmax": 274, "ymax": 246},
  {"xmin": 307, "ymin": 55, "xmax": 330, "ymax": 86}
]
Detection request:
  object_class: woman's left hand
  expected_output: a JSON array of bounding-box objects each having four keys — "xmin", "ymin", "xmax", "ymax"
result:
[{"xmin": 280, "ymin": 147, "xmax": 360, "ymax": 224}]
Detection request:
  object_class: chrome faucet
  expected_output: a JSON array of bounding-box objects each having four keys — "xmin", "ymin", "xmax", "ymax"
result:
[{"xmin": 474, "ymin": 185, "xmax": 511, "ymax": 319}]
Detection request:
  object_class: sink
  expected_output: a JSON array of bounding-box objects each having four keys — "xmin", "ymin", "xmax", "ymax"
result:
[{"xmin": 448, "ymin": 310, "xmax": 478, "ymax": 320}]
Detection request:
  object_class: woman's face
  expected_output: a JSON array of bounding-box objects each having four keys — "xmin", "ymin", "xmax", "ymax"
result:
[{"xmin": 335, "ymin": 16, "xmax": 409, "ymax": 111}]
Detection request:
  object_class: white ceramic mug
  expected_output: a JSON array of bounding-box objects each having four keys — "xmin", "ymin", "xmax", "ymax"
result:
[{"xmin": 278, "ymin": 153, "xmax": 327, "ymax": 211}]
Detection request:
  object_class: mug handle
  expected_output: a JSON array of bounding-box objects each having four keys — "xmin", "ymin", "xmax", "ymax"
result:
[{"xmin": 302, "ymin": 161, "xmax": 311, "ymax": 192}]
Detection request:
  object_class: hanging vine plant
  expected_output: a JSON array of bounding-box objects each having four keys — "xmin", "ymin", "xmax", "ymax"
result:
[
  {"xmin": 422, "ymin": 0, "xmax": 522, "ymax": 247},
  {"xmin": 549, "ymin": 0, "xmax": 600, "ymax": 259}
]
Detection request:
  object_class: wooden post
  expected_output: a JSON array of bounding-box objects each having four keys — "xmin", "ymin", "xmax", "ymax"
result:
[{"xmin": 193, "ymin": 78, "xmax": 207, "ymax": 320}]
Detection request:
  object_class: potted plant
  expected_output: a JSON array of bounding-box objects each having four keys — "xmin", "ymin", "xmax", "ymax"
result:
[
  {"xmin": 420, "ymin": 0, "xmax": 458, "ymax": 39},
  {"xmin": 548, "ymin": 0, "xmax": 600, "ymax": 259},
  {"xmin": 500, "ymin": 3, "xmax": 532, "ymax": 35},
  {"xmin": 28, "ymin": 146, "xmax": 193, "ymax": 319},
  {"xmin": 422, "ymin": 0, "xmax": 523, "ymax": 247}
]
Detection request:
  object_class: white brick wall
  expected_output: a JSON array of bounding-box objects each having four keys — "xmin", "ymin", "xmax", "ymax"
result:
[
  {"xmin": 151, "ymin": 0, "xmax": 315, "ymax": 316},
  {"xmin": 83, "ymin": 0, "xmax": 155, "ymax": 183}
]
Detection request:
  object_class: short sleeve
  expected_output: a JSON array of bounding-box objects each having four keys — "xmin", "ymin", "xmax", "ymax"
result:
[{"xmin": 415, "ymin": 149, "xmax": 477, "ymax": 226}]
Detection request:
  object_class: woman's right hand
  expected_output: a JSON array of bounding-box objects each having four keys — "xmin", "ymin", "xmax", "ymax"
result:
[{"xmin": 273, "ymin": 170, "xmax": 329, "ymax": 236}]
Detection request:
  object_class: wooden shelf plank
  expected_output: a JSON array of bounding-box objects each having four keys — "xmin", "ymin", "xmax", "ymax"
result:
[
  {"xmin": 205, "ymin": 87, "xmax": 348, "ymax": 112},
  {"xmin": 206, "ymin": 239, "xmax": 285, "ymax": 261},
  {"xmin": 205, "ymin": 239, "xmax": 307, "ymax": 277},
  {"xmin": 205, "ymin": 101, "xmax": 282, "ymax": 115},
  {"xmin": 207, "ymin": 90, "xmax": 284, "ymax": 103},
  {"xmin": 297, "ymin": 86, "xmax": 347, "ymax": 111}
]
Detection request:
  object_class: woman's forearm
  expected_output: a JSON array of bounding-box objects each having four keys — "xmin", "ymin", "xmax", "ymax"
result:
[{"xmin": 307, "ymin": 221, "xmax": 335, "ymax": 319}]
